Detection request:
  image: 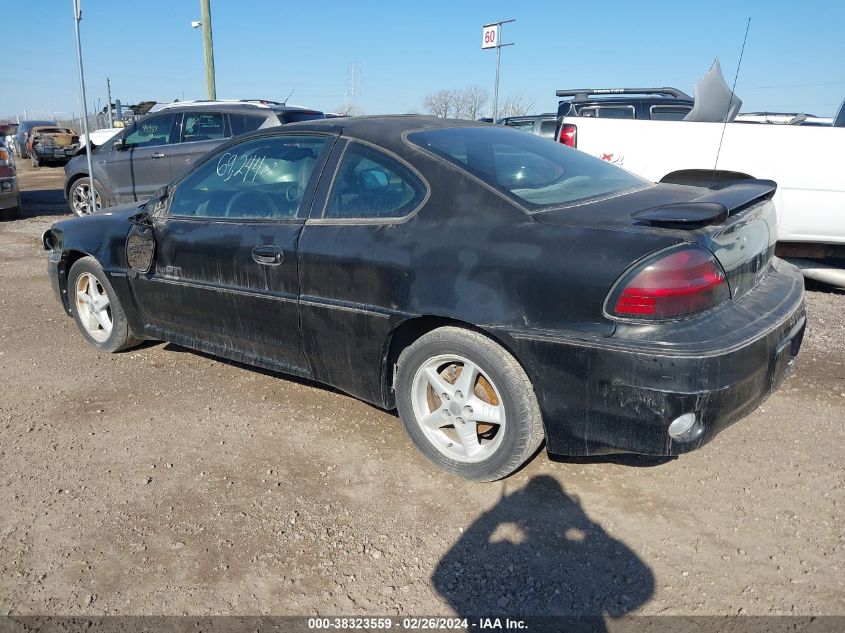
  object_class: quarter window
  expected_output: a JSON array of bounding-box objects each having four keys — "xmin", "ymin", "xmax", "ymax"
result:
[
  {"xmin": 123, "ymin": 113, "xmax": 176, "ymax": 148},
  {"xmin": 168, "ymin": 135, "xmax": 328, "ymax": 220},
  {"xmin": 324, "ymin": 143, "xmax": 425, "ymax": 220},
  {"xmin": 182, "ymin": 111, "xmax": 227, "ymax": 142},
  {"xmin": 229, "ymin": 113, "xmax": 266, "ymax": 136}
]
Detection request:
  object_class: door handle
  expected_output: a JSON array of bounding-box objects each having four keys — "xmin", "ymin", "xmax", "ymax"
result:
[
  {"xmin": 151, "ymin": 152, "xmax": 165, "ymax": 159},
  {"xmin": 252, "ymin": 245, "xmax": 283, "ymax": 266}
]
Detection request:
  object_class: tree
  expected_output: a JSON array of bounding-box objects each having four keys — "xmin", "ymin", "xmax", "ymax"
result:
[
  {"xmin": 500, "ymin": 92, "xmax": 537, "ymax": 118},
  {"xmin": 422, "ymin": 89, "xmax": 457, "ymax": 118},
  {"xmin": 455, "ymin": 86, "xmax": 489, "ymax": 120}
]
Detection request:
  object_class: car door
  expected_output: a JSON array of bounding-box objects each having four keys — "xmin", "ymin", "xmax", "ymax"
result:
[
  {"xmin": 166, "ymin": 110, "xmax": 232, "ymax": 185},
  {"xmin": 102, "ymin": 113, "xmax": 178, "ymax": 203},
  {"xmin": 127, "ymin": 132, "xmax": 335, "ymax": 375},
  {"xmin": 297, "ymin": 139, "xmax": 429, "ymax": 402}
]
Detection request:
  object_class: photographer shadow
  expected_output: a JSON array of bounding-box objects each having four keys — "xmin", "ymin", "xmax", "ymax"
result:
[{"xmin": 432, "ymin": 475, "xmax": 654, "ymax": 628}]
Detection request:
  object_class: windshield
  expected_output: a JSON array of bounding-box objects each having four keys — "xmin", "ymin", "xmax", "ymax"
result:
[{"xmin": 407, "ymin": 126, "xmax": 650, "ymax": 210}]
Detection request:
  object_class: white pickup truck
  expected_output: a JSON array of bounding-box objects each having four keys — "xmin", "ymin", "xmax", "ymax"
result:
[{"xmin": 555, "ymin": 94, "xmax": 845, "ymax": 285}]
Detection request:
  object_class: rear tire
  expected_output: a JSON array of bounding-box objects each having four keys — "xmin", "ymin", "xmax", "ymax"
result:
[
  {"xmin": 68, "ymin": 256, "xmax": 140, "ymax": 353},
  {"xmin": 395, "ymin": 326, "xmax": 544, "ymax": 481},
  {"xmin": 68, "ymin": 177, "xmax": 105, "ymax": 217}
]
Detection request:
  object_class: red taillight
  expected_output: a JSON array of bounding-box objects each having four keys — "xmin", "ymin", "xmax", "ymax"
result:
[
  {"xmin": 0, "ymin": 166, "xmax": 14, "ymax": 178},
  {"xmin": 559, "ymin": 124, "xmax": 577, "ymax": 147},
  {"xmin": 608, "ymin": 247, "xmax": 729, "ymax": 319}
]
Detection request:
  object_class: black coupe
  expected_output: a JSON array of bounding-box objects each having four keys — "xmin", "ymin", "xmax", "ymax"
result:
[{"xmin": 44, "ymin": 116, "xmax": 805, "ymax": 480}]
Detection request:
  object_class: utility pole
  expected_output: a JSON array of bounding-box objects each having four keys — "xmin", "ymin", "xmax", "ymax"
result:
[
  {"xmin": 72, "ymin": 0, "xmax": 96, "ymax": 211},
  {"xmin": 106, "ymin": 77, "xmax": 113, "ymax": 128},
  {"xmin": 482, "ymin": 19, "xmax": 515, "ymax": 121},
  {"xmin": 200, "ymin": 0, "xmax": 217, "ymax": 100}
]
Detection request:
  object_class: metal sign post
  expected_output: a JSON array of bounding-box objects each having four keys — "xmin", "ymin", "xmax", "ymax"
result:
[
  {"xmin": 72, "ymin": 0, "xmax": 96, "ymax": 211},
  {"xmin": 482, "ymin": 19, "xmax": 515, "ymax": 121}
]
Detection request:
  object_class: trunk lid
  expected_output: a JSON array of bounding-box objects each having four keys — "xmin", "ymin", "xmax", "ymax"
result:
[{"xmin": 533, "ymin": 180, "xmax": 778, "ymax": 299}]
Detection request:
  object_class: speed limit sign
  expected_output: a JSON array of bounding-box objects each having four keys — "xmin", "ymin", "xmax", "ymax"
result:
[{"xmin": 481, "ymin": 24, "xmax": 499, "ymax": 49}]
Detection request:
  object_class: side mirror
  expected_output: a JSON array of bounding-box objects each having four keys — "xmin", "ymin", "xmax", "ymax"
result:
[{"xmin": 113, "ymin": 138, "xmax": 126, "ymax": 151}]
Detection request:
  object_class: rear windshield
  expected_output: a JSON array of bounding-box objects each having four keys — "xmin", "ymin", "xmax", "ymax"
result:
[
  {"xmin": 407, "ymin": 126, "xmax": 649, "ymax": 210},
  {"xmin": 278, "ymin": 111, "xmax": 325, "ymax": 124}
]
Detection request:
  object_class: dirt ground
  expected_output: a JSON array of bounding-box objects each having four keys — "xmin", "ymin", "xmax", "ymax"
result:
[{"xmin": 0, "ymin": 162, "xmax": 843, "ymax": 618}]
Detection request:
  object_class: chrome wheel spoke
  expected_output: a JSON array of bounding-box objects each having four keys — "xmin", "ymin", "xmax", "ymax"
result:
[
  {"xmin": 419, "ymin": 410, "xmax": 447, "ymax": 431},
  {"xmin": 422, "ymin": 367, "xmax": 453, "ymax": 396},
  {"xmin": 453, "ymin": 362, "xmax": 479, "ymax": 398},
  {"xmin": 454, "ymin": 419, "xmax": 482, "ymax": 456},
  {"xmin": 466, "ymin": 395, "xmax": 505, "ymax": 426}
]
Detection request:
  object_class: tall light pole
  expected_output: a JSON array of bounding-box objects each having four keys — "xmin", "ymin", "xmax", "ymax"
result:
[
  {"xmin": 195, "ymin": 0, "xmax": 217, "ymax": 100},
  {"xmin": 72, "ymin": 0, "xmax": 96, "ymax": 211},
  {"xmin": 481, "ymin": 19, "xmax": 515, "ymax": 121}
]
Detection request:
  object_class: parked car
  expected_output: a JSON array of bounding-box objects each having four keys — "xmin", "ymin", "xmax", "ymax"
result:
[
  {"xmin": 26, "ymin": 126, "xmax": 80, "ymax": 167},
  {"xmin": 554, "ymin": 89, "xmax": 845, "ymax": 286},
  {"xmin": 497, "ymin": 114, "xmax": 558, "ymax": 139},
  {"xmin": 44, "ymin": 117, "xmax": 805, "ymax": 481},
  {"xmin": 0, "ymin": 140, "xmax": 21, "ymax": 219},
  {"xmin": 556, "ymin": 87, "xmax": 695, "ymax": 121},
  {"xmin": 63, "ymin": 102, "xmax": 325, "ymax": 216},
  {"xmin": 11, "ymin": 120, "xmax": 58, "ymax": 159}
]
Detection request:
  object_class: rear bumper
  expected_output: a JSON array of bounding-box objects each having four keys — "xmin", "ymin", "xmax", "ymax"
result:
[{"xmin": 507, "ymin": 259, "xmax": 806, "ymax": 457}]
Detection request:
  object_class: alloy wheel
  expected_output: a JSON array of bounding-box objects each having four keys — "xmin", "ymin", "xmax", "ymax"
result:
[
  {"xmin": 71, "ymin": 182, "xmax": 101, "ymax": 216},
  {"xmin": 411, "ymin": 354, "xmax": 507, "ymax": 463},
  {"xmin": 75, "ymin": 272, "xmax": 112, "ymax": 342}
]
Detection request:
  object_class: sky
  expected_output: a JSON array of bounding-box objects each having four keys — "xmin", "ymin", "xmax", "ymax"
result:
[{"xmin": 2, "ymin": 0, "xmax": 844, "ymax": 121}]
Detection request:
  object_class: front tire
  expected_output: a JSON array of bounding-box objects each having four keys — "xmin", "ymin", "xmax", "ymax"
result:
[
  {"xmin": 68, "ymin": 256, "xmax": 140, "ymax": 352},
  {"xmin": 395, "ymin": 326, "xmax": 544, "ymax": 481}
]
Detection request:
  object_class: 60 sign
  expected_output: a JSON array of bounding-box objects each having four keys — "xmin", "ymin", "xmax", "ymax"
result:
[{"xmin": 481, "ymin": 24, "xmax": 499, "ymax": 49}]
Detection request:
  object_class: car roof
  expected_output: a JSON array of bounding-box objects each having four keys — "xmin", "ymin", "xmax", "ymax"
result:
[
  {"xmin": 249, "ymin": 115, "xmax": 484, "ymax": 147},
  {"xmin": 149, "ymin": 101, "xmax": 320, "ymax": 114}
]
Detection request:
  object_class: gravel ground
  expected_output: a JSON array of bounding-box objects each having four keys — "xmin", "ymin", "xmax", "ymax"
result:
[{"xmin": 0, "ymin": 163, "xmax": 843, "ymax": 617}]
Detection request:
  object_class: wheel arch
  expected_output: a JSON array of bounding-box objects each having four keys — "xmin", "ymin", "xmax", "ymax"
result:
[
  {"xmin": 379, "ymin": 315, "xmax": 526, "ymax": 409},
  {"xmin": 55, "ymin": 249, "xmax": 96, "ymax": 315}
]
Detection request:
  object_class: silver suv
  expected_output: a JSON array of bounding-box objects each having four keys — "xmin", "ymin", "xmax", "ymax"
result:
[{"xmin": 64, "ymin": 102, "xmax": 324, "ymax": 216}]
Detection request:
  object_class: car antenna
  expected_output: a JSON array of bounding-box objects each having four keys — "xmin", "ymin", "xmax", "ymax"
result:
[
  {"xmin": 282, "ymin": 88, "xmax": 296, "ymax": 106},
  {"xmin": 713, "ymin": 17, "xmax": 751, "ymax": 181}
]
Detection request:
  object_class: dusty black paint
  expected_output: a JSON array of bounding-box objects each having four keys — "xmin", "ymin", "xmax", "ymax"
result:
[{"xmin": 44, "ymin": 116, "xmax": 805, "ymax": 457}]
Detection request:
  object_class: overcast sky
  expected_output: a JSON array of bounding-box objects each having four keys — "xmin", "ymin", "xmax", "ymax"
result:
[{"xmin": 2, "ymin": 0, "xmax": 843, "ymax": 120}]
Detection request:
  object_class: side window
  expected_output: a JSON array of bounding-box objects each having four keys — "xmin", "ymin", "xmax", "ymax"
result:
[
  {"xmin": 650, "ymin": 106, "xmax": 692, "ymax": 121},
  {"xmin": 168, "ymin": 135, "xmax": 327, "ymax": 220},
  {"xmin": 324, "ymin": 143, "xmax": 425, "ymax": 220},
  {"xmin": 182, "ymin": 111, "xmax": 226, "ymax": 142},
  {"xmin": 596, "ymin": 106, "xmax": 635, "ymax": 119},
  {"xmin": 123, "ymin": 114, "xmax": 176, "ymax": 148},
  {"xmin": 539, "ymin": 120, "xmax": 557, "ymax": 138},
  {"xmin": 229, "ymin": 113, "xmax": 266, "ymax": 136}
]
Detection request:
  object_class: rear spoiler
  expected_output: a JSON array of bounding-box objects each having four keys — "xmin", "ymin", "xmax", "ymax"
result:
[
  {"xmin": 632, "ymin": 180, "xmax": 776, "ymax": 230},
  {"xmin": 555, "ymin": 87, "xmax": 693, "ymax": 101}
]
